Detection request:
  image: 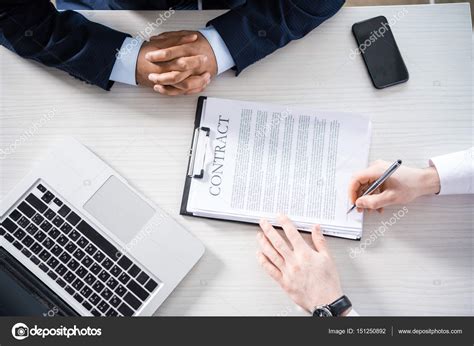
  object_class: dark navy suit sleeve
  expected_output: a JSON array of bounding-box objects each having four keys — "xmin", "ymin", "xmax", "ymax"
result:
[
  {"xmin": 0, "ymin": 0, "xmax": 129, "ymax": 90},
  {"xmin": 209, "ymin": 0, "xmax": 345, "ymax": 74}
]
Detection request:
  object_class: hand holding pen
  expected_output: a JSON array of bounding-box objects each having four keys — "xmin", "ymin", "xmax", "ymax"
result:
[{"xmin": 347, "ymin": 159, "xmax": 441, "ymax": 213}]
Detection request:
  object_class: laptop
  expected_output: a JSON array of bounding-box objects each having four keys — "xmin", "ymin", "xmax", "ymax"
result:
[{"xmin": 0, "ymin": 137, "xmax": 204, "ymax": 316}]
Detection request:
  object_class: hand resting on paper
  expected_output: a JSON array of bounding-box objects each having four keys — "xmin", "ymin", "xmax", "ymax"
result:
[{"xmin": 256, "ymin": 215, "xmax": 349, "ymax": 314}]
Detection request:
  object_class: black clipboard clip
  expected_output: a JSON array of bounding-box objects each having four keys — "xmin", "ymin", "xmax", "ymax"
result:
[{"xmin": 187, "ymin": 126, "xmax": 210, "ymax": 179}]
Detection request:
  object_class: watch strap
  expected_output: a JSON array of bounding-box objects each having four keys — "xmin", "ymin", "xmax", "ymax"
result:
[{"xmin": 329, "ymin": 295, "xmax": 352, "ymax": 316}]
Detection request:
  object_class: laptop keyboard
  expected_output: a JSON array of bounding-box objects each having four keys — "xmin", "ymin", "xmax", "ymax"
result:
[{"xmin": 0, "ymin": 183, "xmax": 160, "ymax": 316}]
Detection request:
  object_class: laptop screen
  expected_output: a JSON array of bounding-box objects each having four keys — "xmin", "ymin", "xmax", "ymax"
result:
[{"xmin": 0, "ymin": 247, "xmax": 78, "ymax": 316}]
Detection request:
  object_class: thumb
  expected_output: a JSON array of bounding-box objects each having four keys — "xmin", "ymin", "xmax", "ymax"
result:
[
  {"xmin": 348, "ymin": 163, "xmax": 387, "ymax": 204},
  {"xmin": 311, "ymin": 225, "xmax": 328, "ymax": 255},
  {"xmin": 355, "ymin": 191, "xmax": 394, "ymax": 210}
]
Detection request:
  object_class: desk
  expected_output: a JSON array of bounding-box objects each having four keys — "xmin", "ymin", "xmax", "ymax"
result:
[{"xmin": 0, "ymin": 3, "xmax": 472, "ymax": 316}]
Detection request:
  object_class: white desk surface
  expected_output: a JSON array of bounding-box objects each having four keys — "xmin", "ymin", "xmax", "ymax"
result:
[{"xmin": 0, "ymin": 3, "xmax": 472, "ymax": 316}]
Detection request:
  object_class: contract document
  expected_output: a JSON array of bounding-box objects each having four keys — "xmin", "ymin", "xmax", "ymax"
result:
[{"xmin": 181, "ymin": 97, "xmax": 372, "ymax": 240}]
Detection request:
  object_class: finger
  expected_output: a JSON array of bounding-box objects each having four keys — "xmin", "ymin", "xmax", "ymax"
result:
[
  {"xmin": 184, "ymin": 85, "xmax": 207, "ymax": 95},
  {"xmin": 257, "ymin": 251, "xmax": 283, "ymax": 283},
  {"xmin": 154, "ymin": 82, "xmax": 208, "ymax": 96},
  {"xmin": 148, "ymin": 70, "xmax": 193, "ymax": 85},
  {"xmin": 150, "ymin": 31, "xmax": 195, "ymax": 40},
  {"xmin": 172, "ymin": 72, "xmax": 210, "ymax": 91},
  {"xmin": 377, "ymin": 207, "xmax": 384, "ymax": 213},
  {"xmin": 277, "ymin": 214, "xmax": 306, "ymax": 250},
  {"xmin": 257, "ymin": 232, "xmax": 285, "ymax": 269},
  {"xmin": 259, "ymin": 219, "xmax": 292, "ymax": 259},
  {"xmin": 156, "ymin": 55, "xmax": 207, "ymax": 74},
  {"xmin": 148, "ymin": 33, "xmax": 197, "ymax": 48},
  {"xmin": 355, "ymin": 191, "xmax": 395, "ymax": 210},
  {"xmin": 145, "ymin": 44, "xmax": 194, "ymax": 63},
  {"xmin": 310, "ymin": 224, "xmax": 329, "ymax": 255},
  {"xmin": 348, "ymin": 164, "xmax": 387, "ymax": 203},
  {"xmin": 147, "ymin": 56, "xmax": 206, "ymax": 80},
  {"xmin": 153, "ymin": 84, "xmax": 186, "ymax": 96}
]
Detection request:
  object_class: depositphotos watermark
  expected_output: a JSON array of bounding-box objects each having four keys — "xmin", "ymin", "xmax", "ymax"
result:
[
  {"xmin": 115, "ymin": 8, "xmax": 175, "ymax": 60},
  {"xmin": 0, "ymin": 107, "xmax": 56, "ymax": 160},
  {"xmin": 113, "ymin": 212, "xmax": 167, "ymax": 260},
  {"xmin": 349, "ymin": 7, "xmax": 408, "ymax": 60},
  {"xmin": 11, "ymin": 322, "xmax": 101, "ymax": 340},
  {"xmin": 349, "ymin": 206, "xmax": 408, "ymax": 258}
]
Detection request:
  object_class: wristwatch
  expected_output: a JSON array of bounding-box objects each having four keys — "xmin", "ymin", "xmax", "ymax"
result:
[{"xmin": 312, "ymin": 295, "xmax": 352, "ymax": 317}]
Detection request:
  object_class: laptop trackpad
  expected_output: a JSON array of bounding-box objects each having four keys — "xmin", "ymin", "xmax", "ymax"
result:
[{"xmin": 84, "ymin": 176, "xmax": 155, "ymax": 244}]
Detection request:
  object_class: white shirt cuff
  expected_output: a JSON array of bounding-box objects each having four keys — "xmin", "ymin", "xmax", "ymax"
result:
[
  {"xmin": 429, "ymin": 147, "xmax": 474, "ymax": 195},
  {"xmin": 109, "ymin": 37, "xmax": 144, "ymax": 86},
  {"xmin": 346, "ymin": 308, "xmax": 359, "ymax": 316},
  {"xmin": 199, "ymin": 26, "xmax": 235, "ymax": 75}
]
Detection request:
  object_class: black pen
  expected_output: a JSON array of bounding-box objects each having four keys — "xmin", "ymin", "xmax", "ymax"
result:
[{"xmin": 347, "ymin": 159, "xmax": 402, "ymax": 214}]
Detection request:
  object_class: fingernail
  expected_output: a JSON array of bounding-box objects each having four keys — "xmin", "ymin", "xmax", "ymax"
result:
[{"xmin": 153, "ymin": 51, "xmax": 166, "ymax": 59}]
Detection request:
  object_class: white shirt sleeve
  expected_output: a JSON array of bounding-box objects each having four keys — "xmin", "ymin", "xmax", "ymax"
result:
[
  {"xmin": 429, "ymin": 147, "xmax": 474, "ymax": 195},
  {"xmin": 346, "ymin": 308, "xmax": 359, "ymax": 317},
  {"xmin": 199, "ymin": 26, "xmax": 236, "ymax": 75},
  {"xmin": 109, "ymin": 37, "xmax": 144, "ymax": 86}
]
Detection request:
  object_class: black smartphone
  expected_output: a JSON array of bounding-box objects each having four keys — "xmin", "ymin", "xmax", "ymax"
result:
[{"xmin": 352, "ymin": 16, "xmax": 409, "ymax": 89}]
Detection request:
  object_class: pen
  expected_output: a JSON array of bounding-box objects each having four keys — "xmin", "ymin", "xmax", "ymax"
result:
[{"xmin": 347, "ymin": 159, "xmax": 402, "ymax": 214}]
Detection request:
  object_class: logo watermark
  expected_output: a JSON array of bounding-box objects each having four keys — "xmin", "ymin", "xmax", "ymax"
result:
[
  {"xmin": 12, "ymin": 323, "xmax": 29, "ymax": 340},
  {"xmin": 0, "ymin": 107, "xmax": 56, "ymax": 160},
  {"xmin": 114, "ymin": 212, "xmax": 168, "ymax": 260},
  {"xmin": 349, "ymin": 206, "xmax": 408, "ymax": 258},
  {"xmin": 115, "ymin": 8, "xmax": 176, "ymax": 60},
  {"xmin": 349, "ymin": 8, "xmax": 408, "ymax": 61},
  {"xmin": 11, "ymin": 323, "xmax": 101, "ymax": 340}
]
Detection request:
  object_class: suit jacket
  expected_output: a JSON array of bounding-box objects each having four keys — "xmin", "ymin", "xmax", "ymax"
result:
[
  {"xmin": 57, "ymin": 0, "xmax": 236, "ymax": 10},
  {"xmin": 0, "ymin": 0, "xmax": 345, "ymax": 90}
]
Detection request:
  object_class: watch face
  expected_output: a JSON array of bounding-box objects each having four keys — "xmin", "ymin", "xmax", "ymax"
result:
[{"xmin": 315, "ymin": 307, "xmax": 333, "ymax": 317}]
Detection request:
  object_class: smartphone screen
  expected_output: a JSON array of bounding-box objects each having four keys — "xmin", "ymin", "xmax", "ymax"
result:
[{"xmin": 352, "ymin": 16, "xmax": 409, "ymax": 89}]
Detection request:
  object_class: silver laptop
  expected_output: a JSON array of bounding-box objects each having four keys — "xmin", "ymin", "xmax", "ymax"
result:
[{"xmin": 0, "ymin": 137, "xmax": 204, "ymax": 316}]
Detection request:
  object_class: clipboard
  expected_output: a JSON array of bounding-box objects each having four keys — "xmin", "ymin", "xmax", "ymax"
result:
[
  {"xmin": 179, "ymin": 96, "xmax": 364, "ymax": 240},
  {"xmin": 178, "ymin": 98, "xmax": 278, "ymax": 229},
  {"xmin": 180, "ymin": 96, "xmax": 209, "ymax": 216},
  {"xmin": 179, "ymin": 96, "xmax": 257, "ymax": 225}
]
